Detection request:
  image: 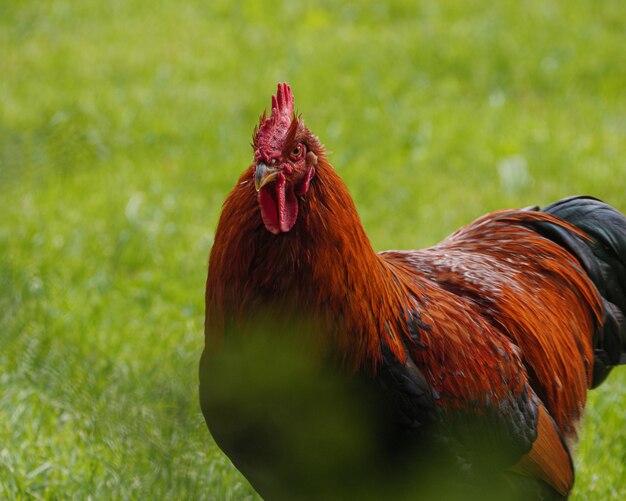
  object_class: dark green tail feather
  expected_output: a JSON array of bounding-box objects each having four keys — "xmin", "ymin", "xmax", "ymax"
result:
[{"xmin": 539, "ymin": 196, "xmax": 626, "ymax": 387}]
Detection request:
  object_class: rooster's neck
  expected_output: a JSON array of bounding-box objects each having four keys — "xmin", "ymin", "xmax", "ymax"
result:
[
  {"xmin": 206, "ymin": 159, "xmax": 412, "ymax": 369},
  {"xmin": 285, "ymin": 160, "xmax": 413, "ymax": 368}
]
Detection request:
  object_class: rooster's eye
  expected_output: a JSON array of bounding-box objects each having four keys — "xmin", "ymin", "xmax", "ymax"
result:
[{"xmin": 291, "ymin": 145, "xmax": 302, "ymax": 159}]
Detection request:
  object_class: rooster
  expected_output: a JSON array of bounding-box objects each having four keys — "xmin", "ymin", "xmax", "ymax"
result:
[{"xmin": 200, "ymin": 83, "xmax": 626, "ymax": 500}]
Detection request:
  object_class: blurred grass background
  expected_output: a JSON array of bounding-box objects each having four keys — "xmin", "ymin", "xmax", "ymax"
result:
[{"xmin": 0, "ymin": 0, "xmax": 624, "ymax": 498}]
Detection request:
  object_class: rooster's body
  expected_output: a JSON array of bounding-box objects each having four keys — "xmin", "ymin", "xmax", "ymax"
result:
[{"xmin": 200, "ymin": 84, "xmax": 626, "ymax": 500}]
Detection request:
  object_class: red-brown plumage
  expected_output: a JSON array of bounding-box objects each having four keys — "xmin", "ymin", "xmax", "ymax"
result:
[
  {"xmin": 202, "ymin": 83, "xmax": 626, "ymax": 499},
  {"xmin": 392, "ymin": 210, "xmax": 603, "ymax": 437}
]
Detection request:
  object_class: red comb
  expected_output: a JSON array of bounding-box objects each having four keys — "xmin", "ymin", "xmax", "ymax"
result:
[
  {"xmin": 254, "ymin": 83, "xmax": 295, "ymax": 150},
  {"xmin": 271, "ymin": 83, "xmax": 294, "ymax": 121}
]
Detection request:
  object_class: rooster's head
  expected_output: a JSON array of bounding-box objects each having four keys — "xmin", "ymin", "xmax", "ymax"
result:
[{"xmin": 252, "ymin": 83, "xmax": 323, "ymax": 234}]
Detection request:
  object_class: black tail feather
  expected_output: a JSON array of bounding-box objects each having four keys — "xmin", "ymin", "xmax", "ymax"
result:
[{"xmin": 536, "ymin": 196, "xmax": 626, "ymax": 387}]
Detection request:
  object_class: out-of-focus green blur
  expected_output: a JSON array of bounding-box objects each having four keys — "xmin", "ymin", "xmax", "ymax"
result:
[{"xmin": 0, "ymin": 0, "xmax": 624, "ymax": 498}]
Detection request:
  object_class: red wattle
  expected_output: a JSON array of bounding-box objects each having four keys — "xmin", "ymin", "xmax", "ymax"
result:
[
  {"xmin": 258, "ymin": 186, "xmax": 280, "ymax": 234},
  {"xmin": 258, "ymin": 174, "xmax": 299, "ymax": 234}
]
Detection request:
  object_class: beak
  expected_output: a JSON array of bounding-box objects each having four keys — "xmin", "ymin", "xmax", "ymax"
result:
[{"xmin": 255, "ymin": 163, "xmax": 280, "ymax": 191}]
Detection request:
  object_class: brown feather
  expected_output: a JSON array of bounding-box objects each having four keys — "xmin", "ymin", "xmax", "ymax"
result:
[
  {"xmin": 387, "ymin": 210, "xmax": 602, "ymax": 438},
  {"xmin": 512, "ymin": 404, "xmax": 574, "ymax": 495}
]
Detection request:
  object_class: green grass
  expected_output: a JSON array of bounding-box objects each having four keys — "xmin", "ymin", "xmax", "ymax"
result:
[{"xmin": 1, "ymin": 0, "xmax": 624, "ymax": 498}]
